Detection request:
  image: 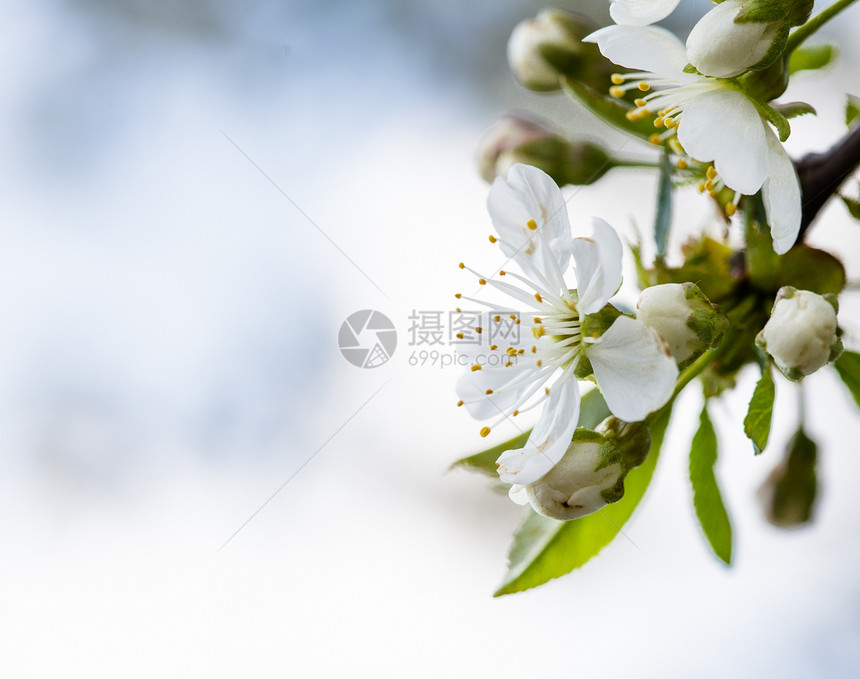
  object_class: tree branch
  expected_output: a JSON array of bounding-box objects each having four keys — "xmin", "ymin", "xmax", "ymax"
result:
[{"xmin": 796, "ymin": 123, "xmax": 860, "ymax": 240}]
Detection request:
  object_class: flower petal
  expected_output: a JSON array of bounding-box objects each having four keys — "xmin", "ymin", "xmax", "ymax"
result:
[
  {"xmin": 508, "ymin": 484, "xmax": 530, "ymax": 505},
  {"xmin": 677, "ymin": 88, "xmax": 769, "ymax": 195},
  {"xmin": 456, "ymin": 363, "xmax": 545, "ymax": 421},
  {"xmin": 609, "ymin": 0, "xmax": 681, "ymax": 27},
  {"xmin": 588, "ymin": 316, "xmax": 677, "ymax": 421},
  {"xmin": 487, "ymin": 164, "xmax": 571, "ymax": 289},
  {"xmin": 496, "ymin": 374, "xmax": 581, "ymax": 485},
  {"xmin": 761, "ymin": 125, "xmax": 801, "ymax": 255},
  {"xmin": 570, "ymin": 217, "xmax": 623, "ymax": 315},
  {"xmin": 584, "ymin": 25, "xmax": 691, "ymax": 78}
]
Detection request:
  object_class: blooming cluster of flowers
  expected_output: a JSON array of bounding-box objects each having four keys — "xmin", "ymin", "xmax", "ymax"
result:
[{"xmin": 453, "ymin": 0, "xmax": 860, "ymax": 591}]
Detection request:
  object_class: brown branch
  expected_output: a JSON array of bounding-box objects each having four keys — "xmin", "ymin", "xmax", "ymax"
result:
[{"xmin": 795, "ymin": 123, "xmax": 860, "ymax": 241}]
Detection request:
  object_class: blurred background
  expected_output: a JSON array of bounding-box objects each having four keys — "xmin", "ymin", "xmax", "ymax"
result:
[{"xmin": 1, "ymin": 0, "xmax": 859, "ymax": 675}]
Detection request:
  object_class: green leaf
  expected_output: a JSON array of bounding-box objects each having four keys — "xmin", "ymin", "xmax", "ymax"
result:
[
  {"xmin": 690, "ymin": 405, "xmax": 733, "ymax": 565},
  {"xmin": 449, "ymin": 389, "xmax": 610, "ymax": 476},
  {"xmin": 654, "ymin": 146, "xmax": 673, "ymax": 258},
  {"xmin": 493, "ymin": 407, "xmax": 670, "ymax": 596},
  {"xmin": 834, "ymin": 350, "xmax": 860, "ymax": 409},
  {"xmin": 788, "ymin": 44, "xmax": 835, "ymax": 74},
  {"xmin": 771, "ymin": 101, "xmax": 817, "ymax": 119},
  {"xmin": 743, "ymin": 363, "xmax": 775, "ymax": 454},
  {"xmin": 561, "ymin": 77, "xmax": 656, "ymax": 142},
  {"xmin": 847, "ymin": 94, "xmax": 860, "ymax": 127},
  {"xmin": 842, "ymin": 194, "xmax": 860, "ymax": 220}
]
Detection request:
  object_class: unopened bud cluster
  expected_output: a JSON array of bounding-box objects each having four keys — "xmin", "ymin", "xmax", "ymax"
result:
[
  {"xmin": 476, "ymin": 114, "xmax": 612, "ymax": 186},
  {"xmin": 636, "ymin": 283, "xmax": 728, "ymax": 366},
  {"xmin": 756, "ymin": 287, "xmax": 841, "ymax": 380},
  {"xmin": 507, "ymin": 10, "xmax": 611, "ymax": 92},
  {"xmin": 522, "ymin": 419, "xmax": 651, "ymax": 521}
]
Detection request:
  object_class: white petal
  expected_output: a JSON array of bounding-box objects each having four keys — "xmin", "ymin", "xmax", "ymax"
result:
[
  {"xmin": 677, "ymin": 88, "xmax": 769, "ymax": 195},
  {"xmin": 570, "ymin": 217, "xmax": 623, "ymax": 315},
  {"xmin": 584, "ymin": 25, "xmax": 691, "ymax": 78},
  {"xmin": 588, "ymin": 316, "xmax": 677, "ymax": 422},
  {"xmin": 761, "ymin": 126, "xmax": 801, "ymax": 255},
  {"xmin": 456, "ymin": 364, "xmax": 543, "ymax": 420},
  {"xmin": 609, "ymin": 0, "xmax": 681, "ymax": 26},
  {"xmin": 496, "ymin": 375, "xmax": 581, "ymax": 485},
  {"xmin": 487, "ymin": 164, "xmax": 571, "ymax": 286},
  {"xmin": 508, "ymin": 484, "xmax": 530, "ymax": 505}
]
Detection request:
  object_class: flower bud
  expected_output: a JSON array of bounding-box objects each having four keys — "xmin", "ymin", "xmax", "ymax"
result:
[
  {"xmin": 524, "ymin": 431, "xmax": 626, "ymax": 521},
  {"xmin": 636, "ymin": 283, "xmax": 728, "ymax": 365},
  {"xmin": 686, "ymin": 0, "xmax": 786, "ymax": 78},
  {"xmin": 758, "ymin": 428, "xmax": 817, "ymax": 528},
  {"xmin": 507, "ymin": 10, "xmax": 606, "ymax": 92},
  {"xmin": 476, "ymin": 114, "xmax": 612, "ymax": 186},
  {"xmin": 756, "ymin": 287, "xmax": 842, "ymax": 380}
]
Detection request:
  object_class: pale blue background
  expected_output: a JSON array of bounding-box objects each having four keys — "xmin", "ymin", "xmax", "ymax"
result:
[{"xmin": 1, "ymin": 0, "xmax": 859, "ymax": 676}]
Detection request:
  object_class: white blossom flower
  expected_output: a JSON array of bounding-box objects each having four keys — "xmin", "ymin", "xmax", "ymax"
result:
[
  {"xmin": 686, "ymin": 0, "xmax": 784, "ymax": 78},
  {"xmin": 609, "ymin": 0, "xmax": 681, "ymax": 26},
  {"xmin": 456, "ymin": 164, "xmax": 677, "ymax": 486},
  {"xmin": 584, "ymin": 25, "xmax": 800, "ymax": 254},
  {"xmin": 756, "ymin": 287, "xmax": 841, "ymax": 379}
]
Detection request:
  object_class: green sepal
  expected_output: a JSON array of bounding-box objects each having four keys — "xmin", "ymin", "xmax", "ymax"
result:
[
  {"xmin": 580, "ymin": 304, "xmax": 623, "ymax": 339},
  {"xmin": 735, "ymin": 0, "xmax": 788, "ymax": 24},
  {"xmin": 760, "ymin": 427, "xmax": 818, "ymax": 527}
]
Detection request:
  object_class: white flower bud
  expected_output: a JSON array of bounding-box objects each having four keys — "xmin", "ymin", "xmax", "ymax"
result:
[
  {"xmin": 756, "ymin": 287, "xmax": 841, "ymax": 380},
  {"xmin": 636, "ymin": 283, "xmax": 727, "ymax": 364},
  {"xmin": 507, "ymin": 10, "xmax": 586, "ymax": 91},
  {"xmin": 686, "ymin": 0, "xmax": 784, "ymax": 78},
  {"xmin": 524, "ymin": 435, "xmax": 624, "ymax": 521}
]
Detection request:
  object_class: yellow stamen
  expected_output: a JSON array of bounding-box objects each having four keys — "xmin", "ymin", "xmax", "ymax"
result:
[
  {"xmin": 527, "ymin": 219, "xmax": 538, "ymax": 230},
  {"xmin": 499, "ymin": 270, "xmax": 506, "ymax": 276},
  {"xmin": 638, "ymin": 81, "xmax": 650, "ymax": 91},
  {"xmin": 677, "ymin": 159, "xmax": 687, "ymax": 170},
  {"xmin": 471, "ymin": 364, "xmax": 481, "ymax": 372},
  {"xmin": 475, "ymin": 327, "xmax": 483, "ymax": 334},
  {"xmin": 456, "ymin": 332, "xmax": 464, "ymax": 340},
  {"xmin": 610, "ymin": 73, "xmax": 625, "ymax": 85},
  {"xmin": 634, "ymin": 98, "xmax": 647, "ymax": 107},
  {"xmin": 488, "ymin": 235, "xmax": 497, "ymax": 243},
  {"xmin": 534, "ymin": 293, "xmax": 542, "ymax": 303},
  {"xmin": 458, "ymin": 262, "xmax": 465, "ymax": 269},
  {"xmin": 536, "ymin": 360, "xmax": 542, "ymax": 367},
  {"xmin": 493, "ymin": 315, "xmax": 501, "ymax": 322},
  {"xmin": 457, "ymin": 400, "xmax": 463, "ymax": 407},
  {"xmin": 512, "ymin": 410, "xmax": 519, "ymax": 417},
  {"xmin": 485, "ymin": 389, "xmax": 493, "ymax": 395},
  {"xmin": 725, "ymin": 203, "xmax": 737, "ymax": 216},
  {"xmin": 490, "ymin": 344, "xmax": 498, "ymax": 351},
  {"xmin": 706, "ymin": 165, "xmax": 717, "ymax": 179},
  {"xmin": 478, "ymin": 278, "xmax": 486, "ymax": 285},
  {"xmin": 649, "ymin": 133, "xmax": 662, "ymax": 145},
  {"xmin": 455, "ymin": 293, "xmax": 461, "ymax": 299},
  {"xmin": 609, "ymin": 86, "xmax": 625, "ymax": 98},
  {"xmin": 480, "ymin": 427, "xmax": 490, "ymax": 438}
]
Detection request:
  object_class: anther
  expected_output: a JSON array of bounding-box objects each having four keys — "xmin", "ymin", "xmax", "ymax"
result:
[
  {"xmin": 534, "ymin": 293, "xmax": 542, "ymax": 303},
  {"xmin": 478, "ymin": 278, "xmax": 486, "ymax": 285},
  {"xmin": 610, "ymin": 73, "xmax": 625, "ymax": 85},
  {"xmin": 485, "ymin": 389, "xmax": 493, "ymax": 395},
  {"xmin": 471, "ymin": 364, "xmax": 481, "ymax": 372},
  {"xmin": 458, "ymin": 262, "xmax": 465, "ymax": 269},
  {"xmin": 480, "ymin": 427, "xmax": 490, "ymax": 438},
  {"xmin": 457, "ymin": 400, "xmax": 464, "ymax": 407},
  {"xmin": 638, "ymin": 81, "xmax": 650, "ymax": 91},
  {"xmin": 488, "ymin": 235, "xmax": 497, "ymax": 243},
  {"xmin": 527, "ymin": 219, "xmax": 538, "ymax": 230},
  {"xmin": 706, "ymin": 166, "xmax": 717, "ymax": 180},
  {"xmin": 609, "ymin": 86, "xmax": 625, "ymax": 98}
]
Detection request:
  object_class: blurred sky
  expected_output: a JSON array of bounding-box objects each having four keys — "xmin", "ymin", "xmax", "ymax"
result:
[{"xmin": 1, "ymin": 0, "xmax": 860, "ymax": 676}]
